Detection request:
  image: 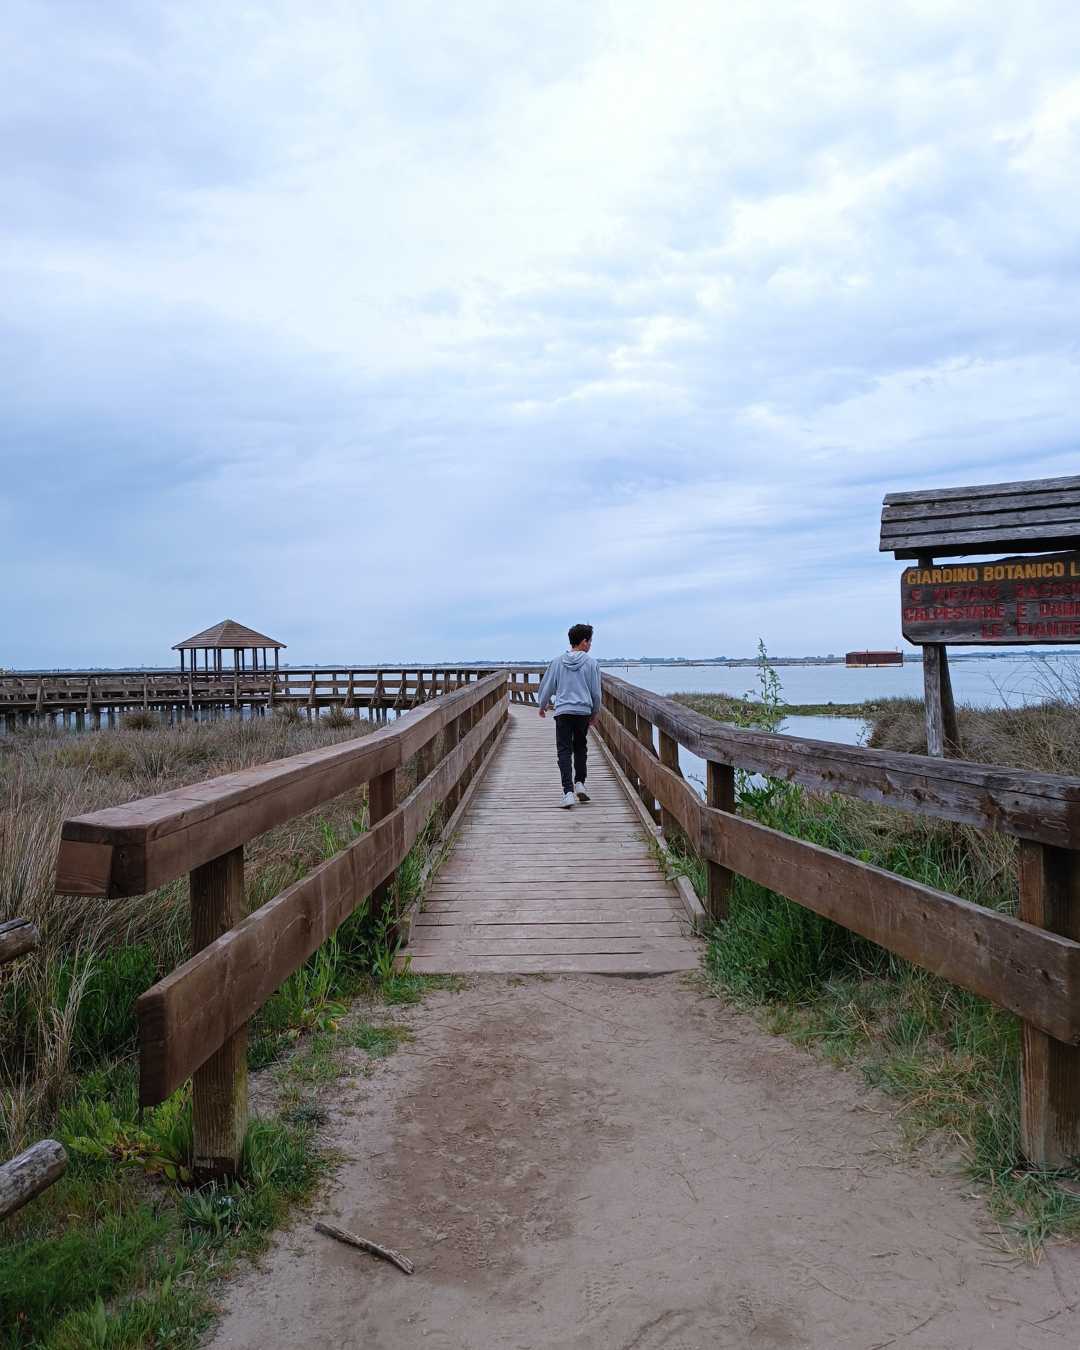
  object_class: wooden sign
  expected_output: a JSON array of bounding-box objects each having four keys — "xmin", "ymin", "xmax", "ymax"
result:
[{"xmin": 901, "ymin": 551, "xmax": 1080, "ymax": 645}]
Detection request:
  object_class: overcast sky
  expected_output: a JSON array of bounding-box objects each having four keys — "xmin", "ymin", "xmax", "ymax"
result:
[{"xmin": 4, "ymin": 1, "xmax": 1079, "ymax": 667}]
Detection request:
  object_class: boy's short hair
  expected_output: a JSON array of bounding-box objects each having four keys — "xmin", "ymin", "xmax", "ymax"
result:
[{"xmin": 568, "ymin": 623, "xmax": 593, "ymax": 648}]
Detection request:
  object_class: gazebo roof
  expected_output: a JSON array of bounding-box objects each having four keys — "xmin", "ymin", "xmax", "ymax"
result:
[{"xmin": 173, "ymin": 620, "xmax": 286, "ymax": 651}]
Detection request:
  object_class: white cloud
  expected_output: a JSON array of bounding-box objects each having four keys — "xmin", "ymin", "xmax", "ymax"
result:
[{"xmin": 2, "ymin": 0, "xmax": 1080, "ymax": 664}]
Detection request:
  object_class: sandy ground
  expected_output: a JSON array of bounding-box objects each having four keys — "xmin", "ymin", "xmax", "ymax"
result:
[{"xmin": 209, "ymin": 975, "xmax": 1079, "ymax": 1350}]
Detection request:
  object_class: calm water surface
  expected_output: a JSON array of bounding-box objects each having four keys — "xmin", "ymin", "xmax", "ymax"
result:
[
  {"xmin": 606, "ymin": 653, "xmax": 1079, "ymax": 788},
  {"xmin": 613, "ymin": 653, "xmax": 1076, "ymax": 710}
]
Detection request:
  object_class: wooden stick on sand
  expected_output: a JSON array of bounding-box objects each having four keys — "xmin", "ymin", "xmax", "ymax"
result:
[{"xmin": 314, "ymin": 1220, "xmax": 415, "ymax": 1275}]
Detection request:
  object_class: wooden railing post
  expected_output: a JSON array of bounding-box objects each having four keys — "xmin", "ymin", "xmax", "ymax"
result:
[
  {"xmin": 705, "ymin": 760, "xmax": 735, "ymax": 923},
  {"xmin": 369, "ymin": 767, "xmax": 397, "ymax": 915},
  {"xmin": 415, "ymin": 734, "xmax": 435, "ymax": 790},
  {"xmin": 459, "ymin": 701, "xmax": 480, "ymax": 793},
  {"xmin": 658, "ymin": 730, "xmax": 684, "ymax": 841},
  {"xmin": 190, "ymin": 847, "xmax": 247, "ymax": 1179},
  {"xmin": 614, "ymin": 702, "xmax": 640, "ymax": 795},
  {"xmin": 1019, "ymin": 840, "xmax": 1080, "ymax": 1167},
  {"xmin": 442, "ymin": 713, "xmax": 462, "ymax": 819},
  {"xmin": 633, "ymin": 713, "xmax": 661, "ymax": 823}
]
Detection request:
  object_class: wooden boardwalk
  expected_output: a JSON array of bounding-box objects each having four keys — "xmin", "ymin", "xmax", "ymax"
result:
[{"xmin": 406, "ymin": 704, "xmax": 700, "ymax": 974}]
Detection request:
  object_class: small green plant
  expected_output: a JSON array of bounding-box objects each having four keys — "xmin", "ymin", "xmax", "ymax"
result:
[
  {"xmin": 61, "ymin": 1089, "xmax": 194, "ymax": 1183},
  {"xmin": 323, "ymin": 705, "xmax": 352, "ymax": 729},
  {"xmin": 348, "ymin": 1022, "xmax": 412, "ymax": 1057},
  {"xmin": 182, "ymin": 1185, "xmax": 239, "ymax": 1246},
  {"xmin": 260, "ymin": 940, "xmax": 348, "ymax": 1039},
  {"xmin": 319, "ymin": 818, "xmax": 341, "ymax": 857},
  {"xmin": 61, "ymin": 944, "xmax": 158, "ymax": 1064}
]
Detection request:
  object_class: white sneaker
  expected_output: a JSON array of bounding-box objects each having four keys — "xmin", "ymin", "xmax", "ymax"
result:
[
  {"xmin": 561, "ymin": 791, "xmax": 576, "ymax": 809},
  {"xmin": 574, "ymin": 782, "xmax": 590, "ymax": 802}
]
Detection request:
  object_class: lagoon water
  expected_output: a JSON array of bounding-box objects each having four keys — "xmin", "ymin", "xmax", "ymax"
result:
[
  {"xmin": 612, "ymin": 652, "xmax": 1075, "ymax": 710},
  {"xmin": 603, "ymin": 653, "xmax": 1080, "ymax": 790}
]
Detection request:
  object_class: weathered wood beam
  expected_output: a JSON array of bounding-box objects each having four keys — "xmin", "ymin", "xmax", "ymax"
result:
[
  {"xmin": 705, "ymin": 760, "xmax": 735, "ymax": 923},
  {"xmin": 602, "ymin": 675, "xmax": 1080, "ymax": 848},
  {"xmin": 136, "ymin": 698, "xmax": 505, "ymax": 1105},
  {"xmin": 1019, "ymin": 841, "xmax": 1080, "ymax": 1166},
  {"xmin": 882, "ymin": 486, "xmax": 1080, "ymax": 521},
  {"xmin": 922, "ymin": 643, "xmax": 960, "ymax": 758},
  {"xmin": 0, "ymin": 1140, "xmax": 67, "ymax": 1221},
  {"xmin": 883, "ymin": 474, "xmax": 1080, "ymax": 505},
  {"xmin": 56, "ymin": 674, "xmax": 506, "ymax": 896},
  {"xmin": 190, "ymin": 848, "xmax": 247, "ymax": 1179},
  {"xmin": 702, "ymin": 808, "xmax": 1080, "ymax": 1046},
  {"xmin": 0, "ymin": 918, "xmax": 40, "ymax": 966}
]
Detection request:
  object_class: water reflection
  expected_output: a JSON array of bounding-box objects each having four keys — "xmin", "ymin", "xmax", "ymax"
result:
[{"xmin": 674, "ymin": 715, "xmax": 866, "ymax": 800}]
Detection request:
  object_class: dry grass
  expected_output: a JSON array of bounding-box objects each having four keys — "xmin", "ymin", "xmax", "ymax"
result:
[
  {"xmin": 0, "ymin": 712, "xmax": 379, "ymax": 1154},
  {"xmin": 867, "ymin": 694, "xmax": 1080, "ymax": 776}
]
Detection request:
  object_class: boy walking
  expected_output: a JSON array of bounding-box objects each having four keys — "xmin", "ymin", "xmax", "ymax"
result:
[{"xmin": 536, "ymin": 623, "xmax": 602, "ymax": 808}]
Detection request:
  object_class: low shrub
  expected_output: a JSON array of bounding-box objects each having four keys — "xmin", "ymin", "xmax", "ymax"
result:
[{"xmin": 120, "ymin": 710, "xmax": 159, "ymax": 731}]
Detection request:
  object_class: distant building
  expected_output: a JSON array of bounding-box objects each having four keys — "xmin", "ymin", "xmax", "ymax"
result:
[{"xmin": 845, "ymin": 650, "xmax": 903, "ymax": 668}]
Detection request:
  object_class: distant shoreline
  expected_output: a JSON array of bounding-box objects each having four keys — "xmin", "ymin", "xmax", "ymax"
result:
[
  {"xmin": 8, "ymin": 650, "xmax": 1080, "ymax": 676},
  {"xmin": 6, "ymin": 650, "xmax": 1080, "ymax": 676}
]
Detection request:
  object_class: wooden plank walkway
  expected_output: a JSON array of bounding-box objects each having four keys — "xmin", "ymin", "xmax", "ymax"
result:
[{"xmin": 406, "ymin": 703, "xmax": 700, "ymax": 974}]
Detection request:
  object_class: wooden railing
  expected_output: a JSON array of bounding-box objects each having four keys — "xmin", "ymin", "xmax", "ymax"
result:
[
  {"xmin": 1, "ymin": 666, "xmax": 544, "ymax": 724},
  {"xmin": 53, "ymin": 672, "xmax": 509, "ymax": 1177},
  {"xmin": 597, "ymin": 674, "xmax": 1080, "ymax": 1169}
]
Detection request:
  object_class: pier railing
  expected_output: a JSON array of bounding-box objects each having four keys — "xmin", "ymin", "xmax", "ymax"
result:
[
  {"xmin": 53, "ymin": 672, "xmax": 509, "ymax": 1177},
  {"xmin": 598, "ymin": 673, "xmax": 1080, "ymax": 1169},
  {"xmin": 0, "ymin": 666, "xmax": 513, "ymax": 724}
]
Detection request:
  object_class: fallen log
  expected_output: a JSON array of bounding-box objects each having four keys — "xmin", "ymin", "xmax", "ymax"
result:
[
  {"xmin": 0, "ymin": 919, "xmax": 39, "ymax": 966},
  {"xmin": 0, "ymin": 1139, "xmax": 67, "ymax": 1220}
]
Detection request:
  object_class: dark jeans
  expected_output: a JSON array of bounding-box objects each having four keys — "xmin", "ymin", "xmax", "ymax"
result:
[{"xmin": 555, "ymin": 714, "xmax": 590, "ymax": 793}]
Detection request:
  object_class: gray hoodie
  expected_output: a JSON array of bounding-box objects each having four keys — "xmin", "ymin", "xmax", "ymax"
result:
[{"xmin": 536, "ymin": 650, "xmax": 601, "ymax": 718}]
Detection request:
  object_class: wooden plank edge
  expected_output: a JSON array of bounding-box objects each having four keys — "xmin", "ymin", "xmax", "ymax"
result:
[
  {"xmin": 396, "ymin": 709, "xmax": 511, "ymax": 954},
  {"xmin": 594, "ymin": 725, "xmax": 707, "ymax": 933}
]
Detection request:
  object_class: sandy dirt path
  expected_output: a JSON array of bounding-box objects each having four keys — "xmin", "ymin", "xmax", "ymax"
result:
[{"xmin": 210, "ymin": 975, "xmax": 1078, "ymax": 1349}]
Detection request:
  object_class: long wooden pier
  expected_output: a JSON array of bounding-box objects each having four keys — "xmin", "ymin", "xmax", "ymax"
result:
[
  {"xmin": 51, "ymin": 667, "xmax": 1080, "ymax": 1177},
  {"xmin": 0, "ymin": 666, "xmax": 542, "ymax": 730},
  {"xmin": 407, "ymin": 704, "xmax": 698, "ymax": 973}
]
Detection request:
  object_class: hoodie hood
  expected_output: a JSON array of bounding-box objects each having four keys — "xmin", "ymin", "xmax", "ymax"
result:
[{"xmin": 535, "ymin": 649, "xmax": 602, "ymax": 717}]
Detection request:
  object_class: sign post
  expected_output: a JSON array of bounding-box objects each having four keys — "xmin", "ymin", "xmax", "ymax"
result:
[{"xmin": 881, "ymin": 475, "xmax": 1080, "ymax": 758}]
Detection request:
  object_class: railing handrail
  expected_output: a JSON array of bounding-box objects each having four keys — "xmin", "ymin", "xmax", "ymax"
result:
[
  {"xmin": 55, "ymin": 672, "xmax": 507, "ymax": 898},
  {"xmin": 598, "ymin": 673, "xmax": 1080, "ymax": 1169},
  {"xmin": 602, "ymin": 673, "xmax": 1080, "ymax": 848},
  {"xmin": 52, "ymin": 670, "xmax": 512, "ymax": 1175},
  {"xmin": 1, "ymin": 664, "xmax": 542, "ymax": 681}
]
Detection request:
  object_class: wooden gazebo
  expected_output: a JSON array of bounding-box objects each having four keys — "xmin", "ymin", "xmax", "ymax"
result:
[{"xmin": 174, "ymin": 620, "xmax": 286, "ymax": 676}]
